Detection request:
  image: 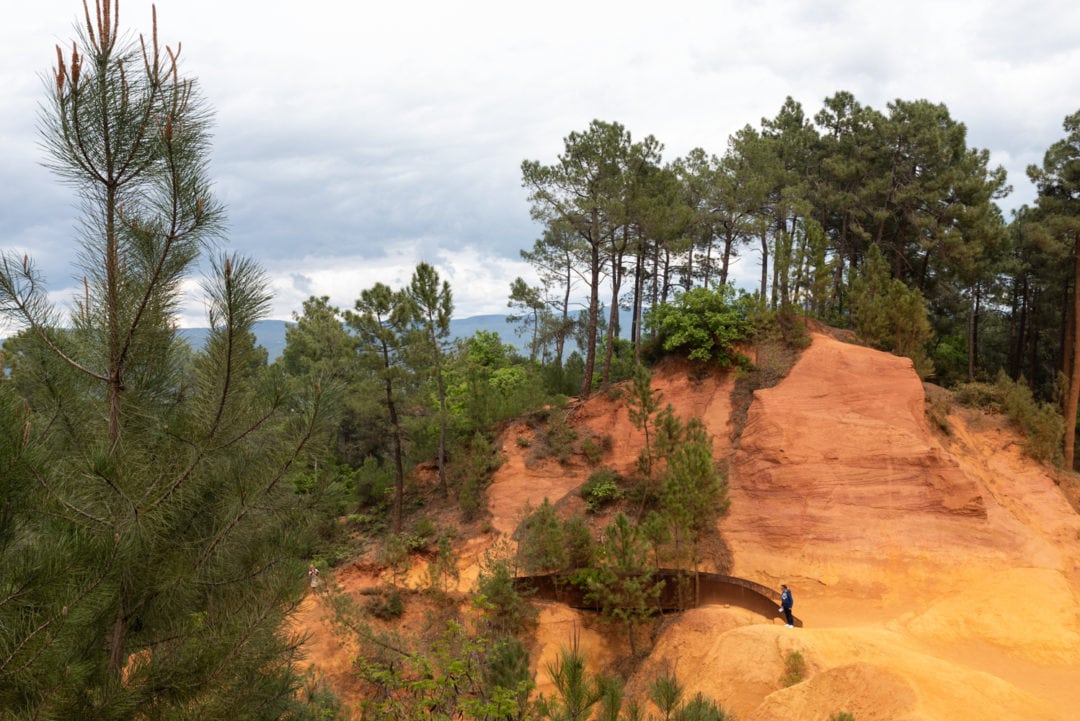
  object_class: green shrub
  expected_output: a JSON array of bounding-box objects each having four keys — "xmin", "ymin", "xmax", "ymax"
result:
[
  {"xmin": 545, "ymin": 411, "xmax": 578, "ymax": 464},
  {"xmin": 561, "ymin": 516, "xmax": 596, "ymax": 569},
  {"xmin": 516, "ymin": 499, "xmax": 567, "ymax": 573},
  {"xmin": 953, "ymin": 380, "xmax": 998, "ymax": 409},
  {"xmin": 829, "ymin": 713, "xmax": 856, "ymax": 721},
  {"xmin": 580, "ymin": 436, "xmax": 604, "ymax": 466},
  {"xmin": 453, "ymin": 431, "xmax": 505, "ymax": 521},
  {"xmin": 364, "ymin": 588, "xmax": 405, "ymax": 620},
  {"xmin": 351, "ymin": 456, "xmax": 394, "ymax": 512},
  {"xmin": 580, "ymin": 468, "xmax": 623, "ymax": 513},
  {"xmin": 474, "ymin": 543, "xmax": 536, "ymax": 635},
  {"xmin": 781, "ymin": 650, "xmax": 806, "ymax": 687},
  {"xmin": 955, "ymin": 372, "xmax": 1064, "ymax": 465},
  {"xmin": 646, "ymin": 285, "xmax": 755, "ymax": 365},
  {"xmin": 927, "ymin": 397, "xmax": 951, "ymax": 435},
  {"xmin": 407, "ymin": 517, "xmax": 438, "ymax": 552},
  {"xmin": 481, "ymin": 637, "xmax": 534, "ymax": 715}
]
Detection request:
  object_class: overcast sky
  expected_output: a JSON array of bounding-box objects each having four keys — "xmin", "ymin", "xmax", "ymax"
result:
[{"xmin": 2, "ymin": 0, "xmax": 1078, "ymax": 329}]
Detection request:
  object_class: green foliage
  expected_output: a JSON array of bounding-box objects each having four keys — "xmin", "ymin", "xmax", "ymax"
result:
[
  {"xmin": 955, "ymin": 372, "xmax": 1064, "ymax": 464},
  {"xmin": 537, "ymin": 638, "xmax": 605, "ymax": 721},
  {"xmin": 561, "ymin": 516, "xmax": 597, "ymax": 570},
  {"xmin": 473, "ymin": 541, "xmax": 537, "ymax": 636},
  {"xmin": 539, "ymin": 409, "xmax": 580, "ymax": 464},
  {"xmin": 0, "ymin": 8, "xmax": 338, "ymax": 717},
  {"xmin": 452, "ymin": 431, "xmax": 505, "ymax": 521},
  {"xmin": 647, "ymin": 285, "xmax": 755, "ymax": 364},
  {"xmin": 649, "ymin": 673, "xmax": 684, "ymax": 721},
  {"xmin": 517, "ymin": 498, "xmax": 569, "ymax": 573},
  {"xmin": 280, "ymin": 295, "xmax": 356, "ymax": 380},
  {"xmin": 850, "ymin": 243, "xmax": 935, "ymax": 377},
  {"xmin": 426, "ymin": 533, "xmax": 460, "ymax": 594},
  {"xmin": 407, "ymin": 261, "xmax": 455, "ymax": 496},
  {"xmin": 643, "ymin": 673, "xmax": 732, "ymax": 721},
  {"xmin": 661, "ymin": 419, "xmax": 729, "ymax": 567},
  {"xmin": 580, "ymin": 435, "xmax": 607, "ymax": 466},
  {"xmin": 363, "ymin": 588, "xmax": 406, "ymax": 621},
  {"xmin": 346, "ymin": 617, "xmax": 534, "ymax": 721},
  {"xmin": 379, "ymin": 534, "xmax": 412, "ymax": 586},
  {"xmin": 583, "ymin": 513, "xmax": 664, "ymax": 654},
  {"xmin": 781, "ymin": 650, "xmax": 807, "ymax": 687},
  {"xmin": 580, "ymin": 467, "xmax": 624, "ymax": 513},
  {"xmin": 627, "ymin": 363, "xmax": 664, "ymax": 482},
  {"xmin": 351, "ymin": 456, "xmax": 394, "ymax": 514},
  {"xmin": 676, "ymin": 692, "xmax": 733, "ymax": 721},
  {"xmin": 344, "ymin": 281, "xmax": 416, "ymax": 533},
  {"xmin": 447, "ymin": 330, "xmax": 548, "ymax": 436},
  {"xmin": 480, "ymin": 637, "xmax": 535, "ymax": 720},
  {"xmin": 829, "ymin": 712, "xmax": 856, "ymax": 721}
]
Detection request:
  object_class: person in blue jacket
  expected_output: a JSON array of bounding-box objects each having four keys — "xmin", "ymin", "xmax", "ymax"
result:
[{"xmin": 779, "ymin": 584, "xmax": 794, "ymax": 627}]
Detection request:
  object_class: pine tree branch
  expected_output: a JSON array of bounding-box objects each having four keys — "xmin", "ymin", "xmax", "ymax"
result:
[
  {"xmin": 31, "ymin": 465, "xmax": 110, "ymax": 528},
  {"xmin": 195, "ymin": 390, "xmax": 322, "ymax": 569},
  {"xmin": 0, "ymin": 533, "xmax": 119, "ymax": 675}
]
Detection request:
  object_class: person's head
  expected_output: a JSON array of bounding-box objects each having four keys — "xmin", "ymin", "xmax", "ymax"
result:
[{"xmin": 781, "ymin": 584, "xmax": 788, "ymax": 590}]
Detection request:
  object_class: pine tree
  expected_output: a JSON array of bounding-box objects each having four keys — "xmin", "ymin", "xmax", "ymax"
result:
[
  {"xmin": 407, "ymin": 262, "xmax": 453, "ymax": 496},
  {"xmin": 344, "ymin": 283, "xmax": 414, "ymax": 533},
  {"xmin": 0, "ymin": 3, "xmax": 333, "ymax": 717}
]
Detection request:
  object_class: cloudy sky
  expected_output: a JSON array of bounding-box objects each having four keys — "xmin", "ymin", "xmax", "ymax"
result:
[{"xmin": 2, "ymin": 0, "xmax": 1078, "ymax": 329}]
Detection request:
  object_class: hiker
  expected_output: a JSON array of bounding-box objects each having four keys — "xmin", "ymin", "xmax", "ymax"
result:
[
  {"xmin": 308, "ymin": 563, "xmax": 320, "ymax": 591},
  {"xmin": 779, "ymin": 584, "xmax": 794, "ymax": 627}
]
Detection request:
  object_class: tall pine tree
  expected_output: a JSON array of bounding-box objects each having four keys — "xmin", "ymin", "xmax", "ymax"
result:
[{"xmin": 0, "ymin": 3, "xmax": 333, "ymax": 717}]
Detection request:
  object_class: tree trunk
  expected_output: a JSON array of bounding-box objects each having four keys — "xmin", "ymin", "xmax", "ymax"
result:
[
  {"xmin": 602, "ymin": 229, "xmax": 627, "ymax": 385},
  {"xmin": 580, "ymin": 220, "xmax": 601, "ymax": 399},
  {"xmin": 631, "ymin": 242, "xmax": 645, "ymax": 359},
  {"xmin": 382, "ymin": 341, "xmax": 405, "ymax": 533},
  {"xmin": 759, "ymin": 228, "xmax": 769, "ymax": 300},
  {"xmin": 1064, "ymin": 244, "xmax": 1080, "ymax": 471},
  {"xmin": 967, "ymin": 283, "xmax": 981, "ymax": 382}
]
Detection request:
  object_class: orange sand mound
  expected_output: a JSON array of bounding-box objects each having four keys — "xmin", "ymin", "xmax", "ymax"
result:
[{"xmin": 294, "ymin": 333, "xmax": 1080, "ymax": 721}]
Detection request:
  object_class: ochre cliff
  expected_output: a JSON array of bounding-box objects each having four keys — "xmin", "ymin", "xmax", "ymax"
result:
[{"xmin": 295, "ymin": 331, "xmax": 1080, "ymax": 721}]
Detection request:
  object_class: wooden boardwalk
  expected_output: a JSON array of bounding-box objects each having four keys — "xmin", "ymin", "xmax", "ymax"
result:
[{"xmin": 513, "ymin": 570, "xmax": 803, "ymax": 627}]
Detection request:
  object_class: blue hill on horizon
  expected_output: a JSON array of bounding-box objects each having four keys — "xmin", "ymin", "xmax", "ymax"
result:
[{"xmin": 178, "ymin": 314, "xmax": 530, "ymax": 361}]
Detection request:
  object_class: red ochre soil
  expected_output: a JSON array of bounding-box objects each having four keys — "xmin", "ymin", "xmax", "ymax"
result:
[{"xmin": 292, "ymin": 331, "xmax": 1080, "ymax": 721}]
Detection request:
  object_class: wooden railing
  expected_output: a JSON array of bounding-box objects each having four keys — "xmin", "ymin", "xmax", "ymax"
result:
[{"xmin": 513, "ymin": 569, "xmax": 802, "ymax": 627}]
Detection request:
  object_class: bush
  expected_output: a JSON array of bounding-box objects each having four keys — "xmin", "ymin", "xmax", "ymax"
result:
[
  {"xmin": 829, "ymin": 713, "xmax": 856, "ymax": 721},
  {"xmin": 406, "ymin": 517, "xmax": 438, "ymax": 552},
  {"xmin": 452, "ymin": 431, "xmax": 505, "ymax": 520},
  {"xmin": 781, "ymin": 650, "xmax": 806, "ymax": 687},
  {"xmin": 580, "ymin": 468, "xmax": 623, "ymax": 513},
  {"xmin": 474, "ymin": 543, "xmax": 536, "ymax": 635},
  {"xmin": 955, "ymin": 372, "xmax": 1064, "ymax": 464},
  {"xmin": 561, "ymin": 516, "xmax": 596, "ymax": 569},
  {"xmin": 516, "ymin": 499, "xmax": 567, "ymax": 573},
  {"xmin": 544, "ymin": 411, "xmax": 578, "ymax": 464},
  {"xmin": 646, "ymin": 285, "xmax": 755, "ymax": 365},
  {"xmin": 351, "ymin": 456, "xmax": 394, "ymax": 512},
  {"xmin": 580, "ymin": 436, "xmax": 604, "ymax": 466},
  {"xmin": 364, "ymin": 588, "xmax": 405, "ymax": 620}
]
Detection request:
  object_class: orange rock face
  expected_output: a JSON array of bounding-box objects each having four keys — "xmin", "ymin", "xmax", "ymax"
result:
[
  {"xmin": 294, "ymin": 331, "xmax": 1080, "ymax": 721},
  {"xmin": 729, "ymin": 334, "xmax": 990, "ymax": 577}
]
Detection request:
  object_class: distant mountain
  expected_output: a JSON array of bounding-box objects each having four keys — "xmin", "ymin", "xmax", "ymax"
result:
[
  {"xmin": 5, "ymin": 311, "xmax": 634, "ymax": 363},
  {"xmin": 177, "ymin": 320, "xmax": 290, "ymax": 361},
  {"xmin": 178, "ymin": 315, "xmax": 529, "ymax": 361}
]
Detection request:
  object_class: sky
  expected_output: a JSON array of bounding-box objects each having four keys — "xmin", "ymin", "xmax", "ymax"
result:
[{"xmin": 2, "ymin": 0, "xmax": 1079, "ymax": 330}]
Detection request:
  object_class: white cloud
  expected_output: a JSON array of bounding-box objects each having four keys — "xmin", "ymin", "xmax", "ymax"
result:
[{"xmin": 4, "ymin": 0, "xmax": 1080, "ymax": 330}]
